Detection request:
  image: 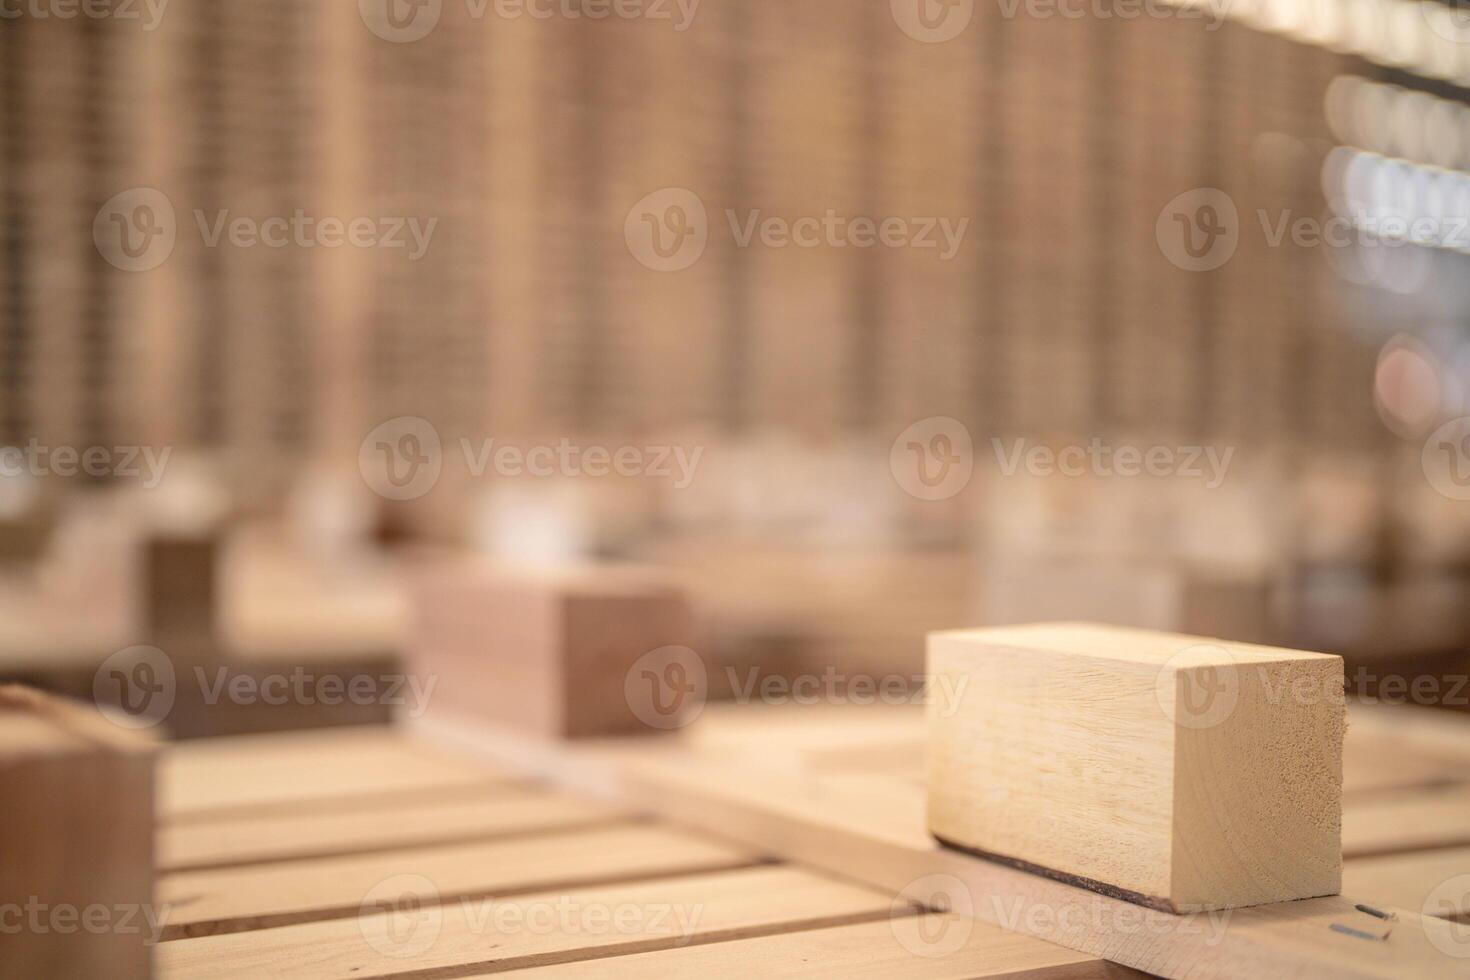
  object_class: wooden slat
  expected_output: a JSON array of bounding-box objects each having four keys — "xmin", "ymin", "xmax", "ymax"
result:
[
  {"xmin": 1343, "ymin": 785, "xmax": 1470, "ymax": 858},
  {"xmin": 156, "ymin": 865, "xmax": 896, "ymax": 978},
  {"xmin": 159, "ymin": 786, "xmax": 633, "ymax": 871},
  {"xmin": 488, "ymin": 914, "xmax": 1128, "ymax": 979},
  {"xmin": 1346, "ymin": 847, "xmax": 1470, "ymax": 921},
  {"xmin": 160, "ymin": 824, "xmax": 762, "ymax": 938},
  {"xmin": 161, "ymin": 727, "xmax": 507, "ymax": 820}
]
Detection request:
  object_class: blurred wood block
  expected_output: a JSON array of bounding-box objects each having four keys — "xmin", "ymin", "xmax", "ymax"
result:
[
  {"xmin": 977, "ymin": 555, "xmax": 1275, "ymax": 644},
  {"xmin": 409, "ymin": 563, "xmax": 694, "ymax": 737},
  {"xmin": 0, "ymin": 686, "xmax": 156, "ymax": 980},
  {"xmin": 927, "ymin": 623, "xmax": 1345, "ymax": 912},
  {"xmin": 144, "ymin": 530, "xmax": 220, "ymax": 661}
]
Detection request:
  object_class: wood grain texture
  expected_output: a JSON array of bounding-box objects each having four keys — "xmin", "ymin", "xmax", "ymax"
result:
[
  {"xmin": 160, "ymin": 726, "xmax": 508, "ymax": 820},
  {"xmin": 0, "ymin": 686, "xmax": 157, "ymax": 980},
  {"xmin": 159, "ymin": 824, "xmax": 763, "ymax": 938},
  {"xmin": 159, "ymin": 786, "xmax": 633, "ymax": 871},
  {"xmin": 156, "ymin": 866, "xmax": 897, "ymax": 979},
  {"xmin": 927, "ymin": 623, "xmax": 1344, "ymax": 912},
  {"xmin": 488, "ymin": 914, "xmax": 1133, "ymax": 979}
]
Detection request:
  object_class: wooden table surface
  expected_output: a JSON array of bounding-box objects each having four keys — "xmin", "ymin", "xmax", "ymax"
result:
[{"xmin": 148, "ymin": 702, "xmax": 1470, "ymax": 978}]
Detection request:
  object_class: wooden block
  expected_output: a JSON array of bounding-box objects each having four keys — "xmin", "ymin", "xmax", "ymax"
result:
[
  {"xmin": 0, "ymin": 686, "xmax": 156, "ymax": 980},
  {"xmin": 927, "ymin": 623, "xmax": 1345, "ymax": 913},
  {"xmin": 143, "ymin": 530, "xmax": 220, "ymax": 661},
  {"xmin": 408, "ymin": 562, "xmax": 695, "ymax": 737}
]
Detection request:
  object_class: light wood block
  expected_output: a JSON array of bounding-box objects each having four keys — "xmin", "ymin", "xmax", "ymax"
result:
[
  {"xmin": 408, "ymin": 562, "xmax": 695, "ymax": 737},
  {"xmin": 0, "ymin": 686, "xmax": 157, "ymax": 980},
  {"xmin": 927, "ymin": 623, "xmax": 1345, "ymax": 913}
]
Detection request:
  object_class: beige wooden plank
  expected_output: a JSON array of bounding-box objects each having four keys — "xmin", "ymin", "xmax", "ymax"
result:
[
  {"xmin": 488, "ymin": 914, "xmax": 1129, "ymax": 979},
  {"xmin": 156, "ymin": 865, "xmax": 895, "ymax": 978},
  {"xmin": 1343, "ymin": 705, "xmax": 1470, "ymax": 797},
  {"xmin": 1346, "ymin": 848, "xmax": 1470, "ymax": 921},
  {"xmin": 159, "ymin": 786, "xmax": 633, "ymax": 871},
  {"xmin": 161, "ymin": 727, "xmax": 507, "ymax": 820},
  {"xmin": 1343, "ymin": 786, "xmax": 1470, "ymax": 858},
  {"xmin": 159, "ymin": 824, "xmax": 762, "ymax": 938}
]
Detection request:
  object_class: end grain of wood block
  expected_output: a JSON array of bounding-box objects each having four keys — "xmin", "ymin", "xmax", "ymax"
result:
[
  {"xmin": 409, "ymin": 562, "xmax": 695, "ymax": 737},
  {"xmin": 927, "ymin": 623, "xmax": 1345, "ymax": 913},
  {"xmin": 0, "ymin": 685, "xmax": 157, "ymax": 980}
]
